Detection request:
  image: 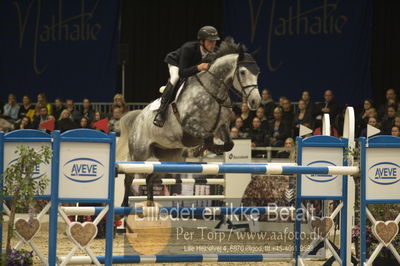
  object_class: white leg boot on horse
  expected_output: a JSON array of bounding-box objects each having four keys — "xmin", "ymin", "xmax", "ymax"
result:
[{"xmin": 153, "ymin": 81, "xmax": 175, "ymax": 127}]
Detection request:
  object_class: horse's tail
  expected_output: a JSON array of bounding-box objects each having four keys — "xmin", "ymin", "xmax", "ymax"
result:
[{"xmin": 116, "ymin": 110, "xmax": 141, "ymax": 161}]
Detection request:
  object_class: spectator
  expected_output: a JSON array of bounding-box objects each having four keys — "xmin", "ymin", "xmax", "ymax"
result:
[
  {"xmin": 360, "ymin": 117, "xmax": 380, "ymax": 138},
  {"xmin": 313, "ymin": 122, "xmax": 339, "ymax": 137},
  {"xmin": 281, "ymin": 97, "xmax": 294, "ymax": 127},
  {"xmin": 275, "ymin": 137, "xmax": 295, "ymax": 160},
  {"xmin": 239, "ymin": 102, "xmax": 253, "ymax": 131},
  {"xmin": 15, "ymin": 116, "xmax": 32, "ymax": 130},
  {"xmin": 301, "ymin": 90, "xmax": 317, "ymax": 118},
  {"xmin": 79, "ymin": 117, "xmax": 91, "ymax": 129},
  {"xmin": 32, "ymin": 106, "xmax": 50, "ymax": 132},
  {"xmin": 381, "ymin": 105, "xmax": 397, "ymax": 135},
  {"xmin": 391, "ymin": 126, "xmax": 400, "ymax": 137},
  {"xmin": 230, "ymin": 127, "xmax": 239, "ymax": 138},
  {"xmin": 108, "ymin": 107, "xmax": 123, "ymax": 136},
  {"xmin": 81, "ymin": 98, "xmax": 95, "ymax": 123},
  {"xmin": 255, "ymin": 107, "xmax": 269, "ymax": 129},
  {"xmin": 18, "ymin": 95, "xmax": 35, "ymax": 121},
  {"xmin": 56, "ymin": 109, "xmax": 77, "ymax": 133},
  {"xmin": 65, "ymin": 99, "xmax": 82, "ymax": 124},
  {"xmin": 249, "ymin": 117, "xmax": 270, "ymax": 157},
  {"xmin": 111, "ymin": 93, "xmax": 128, "ymax": 115},
  {"xmin": 268, "ymin": 107, "xmax": 291, "ymax": 147},
  {"xmin": 233, "ymin": 117, "xmax": 248, "ymax": 138},
  {"xmin": 3, "ymin": 94, "xmax": 20, "ymax": 122},
  {"xmin": 316, "ymin": 89, "xmax": 339, "ymax": 128},
  {"xmin": 36, "ymin": 93, "xmax": 52, "ymax": 115},
  {"xmin": 394, "ymin": 116, "xmax": 400, "ymax": 129},
  {"xmin": 260, "ymin": 89, "xmax": 276, "ymax": 121},
  {"xmin": 378, "ymin": 88, "xmax": 397, "ymax": 120},
  {"xmin": 52, "ymin": 98, "xmax": 65, "ymax": 120},
  {"xmin": 294, "ymin": 99, "xmax": 313, "ymax": 136}
]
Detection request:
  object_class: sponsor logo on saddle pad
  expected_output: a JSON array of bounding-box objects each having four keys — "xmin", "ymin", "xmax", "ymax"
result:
[
  {"xmin": 63, "ymin": 158, "xmax": 104, "ymax": 183},
  {"xmin": 305, "ymin": 160, "xmax": 338, "ymax": 183},
  {"xmin": 368, "ymin": 162, "xmax": 400, "ymax": 185},
  {"xmin": 8, "ymin": 158, "xmax": 47, "ymax": 180}
]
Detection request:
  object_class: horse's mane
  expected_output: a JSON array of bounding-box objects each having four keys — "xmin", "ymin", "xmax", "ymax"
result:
[{"xmin": 205, "ymin": 37, "xmax": 246, "ymax": 63}]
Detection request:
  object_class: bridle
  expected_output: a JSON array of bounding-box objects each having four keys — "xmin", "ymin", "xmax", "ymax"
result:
[{"xmin": 192, "ymin": 56, "xmax": 259, "ymax": 131}]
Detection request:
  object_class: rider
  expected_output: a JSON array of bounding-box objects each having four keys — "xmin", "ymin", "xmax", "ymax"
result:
[{"xmin": 153, "ymin": 26, "xmax": 220, "ymax": 127}]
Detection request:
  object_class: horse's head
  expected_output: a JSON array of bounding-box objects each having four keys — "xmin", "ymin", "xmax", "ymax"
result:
[{"xmin": 233, "ymin": 47, "xmax": 261, "ymax": 110}]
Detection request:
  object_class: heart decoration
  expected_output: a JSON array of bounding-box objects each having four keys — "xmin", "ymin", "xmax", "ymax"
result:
[
  {"xmin": 372, "ymin": 221, "xmax": 399, "ymax": 247},
  {"xmin": 67, "ymin": 222, "xmax": 98, "ymax": 248},
  {"xmin": 310, "ymin": 217, "xmax": 334, "ymax": 238},
  {"xmin": 14, "ymin": 218, "xmax": 41, "ymax": 241}
]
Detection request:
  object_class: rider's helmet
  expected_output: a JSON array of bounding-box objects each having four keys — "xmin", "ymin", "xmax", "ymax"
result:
[{"xmin": 197, "ymin": 26, "xmax": 220, "ymax": 41}]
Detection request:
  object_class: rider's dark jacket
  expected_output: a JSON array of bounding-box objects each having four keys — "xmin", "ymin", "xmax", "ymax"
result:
[{"xmin": 164, "ymin": 41, "xmax": 203, "ymax": 78}]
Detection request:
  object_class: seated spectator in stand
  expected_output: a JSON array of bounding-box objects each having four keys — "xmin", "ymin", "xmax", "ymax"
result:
[
  {"xmin": 315, "ymin": 89, "xmax": 339, "ymax": 128},
  {"xmin": 254, "ymin": 107, "xmax": 269, "ymax": 129},
  {"xmin": 391, "ymin": 126, "xmax": 400, "ymax": 137},
  {"xmin": 249, "ymin": 117, "xmax": 270, "ymax": 158},
  {"xmin": 80, "ymin": 98, "xmax": 95, "ymax": 123},
  {"xmin": 32, "ymin": 106, "xmax": 50, "ymax": 132},
  {"xmin": 275, "ymin": 137, "xmax": 295, "ymax": 160},
  {"xmin": 268, "ymin": 107, "xmax": 291, "ymax": 147},
  {"xmin": 356, "ymin": 99, "xmax": 374, "ymax": 136},
  {"xmin": 360, "ymin": 117, "xmax": 380, "ymax": 138},
  {"xmin": 300, "ymin": 90, "xmax": 317, "ymax": 118},
  {"xmin": 233, "ymin": 117, "xmax": 249, "ymax": 138},
  {"xmin": 260, "ymin": 89, "xmax": 276, "ymax": 121},
  {"xmin": 378, "ymin": 88, "xmax": 397, "ymax": 120},
  {"xmin": 111, "ymin": 93, "xmax": 128, "ymax": 115},
  {"xmin": 230, "ymin": 127, "xmax": 239, "ymax": 139},
  {"xmin": 56, "ymin": 109, "xmax": 77, "ymax": 133},
  {"xmin": 394, "ymin": 116, "xmax": 400, "ymax": 129},
  {"xmin": 381, "ymin": 105, "xmax": 397, "ymax": 135},
  {"xmin": 281, "ymin": 97, "xmax": 294, "ymax": 127},
  {"xmin": 108, "ymin": 107, "xmax": 123, "ymax": 136},
  {"xmin": 65, "ymin": 99, "xmax": 82, "ymax": 125},
  {"xmin": 15, "ymin": 116, "xmax": 32, "ymax": 130},
  {"xmin": 36, "ymin": 93, "xmax": 52, "ymax": 115},
  {"xmin": 18, "ymin": 95, "xmax": 35, "ymax": 121},
  {"xmin": 3, "ymin": 94, "xmax": 20, "ymax": 123},
  {"xmin": 91, "ymin": 111, "xmax": 106, "ymax": 130},
  {"xmin": 294, "ymin": 99, "xmax": 313, "ymax": 136},
  {"xmin": 239, "ymin": 102, "xmax": 253, "ymax": 131},
  {"xmin": 52, "ymin": 98, "xmax": 65, "ymax": 120},
  {"xmin": 79, "ymin": 117, "xmax": 91, "ymax": 129}
]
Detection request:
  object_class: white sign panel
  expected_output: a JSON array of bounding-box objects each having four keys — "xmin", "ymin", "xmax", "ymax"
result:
[
  {"xmin": 366, "ymin": 148, "xmax": 400, "ymax": 200},
  {"xmin": 4, "ymin": 142, "xmax": 52, "ymax": 196},
  {"xmin": 224, "ymin": 139, "xmax": 251, "ymax": 203},
  {"xmin": 59, "ymin": 142, "xmax": 110, "ymax": 199},
  {"xmin": 301, "ymin": 147, "xmax": 343, "ymax": 197}
]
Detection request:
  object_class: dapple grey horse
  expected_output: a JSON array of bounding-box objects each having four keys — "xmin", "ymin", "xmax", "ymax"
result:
[{"xmin": 116, "ymin": 39, "xmax": 261, "ymax": 206}]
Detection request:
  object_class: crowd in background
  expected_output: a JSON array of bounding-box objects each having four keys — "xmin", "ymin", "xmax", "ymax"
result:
[
  {"xmin": 1, "ymin": 88, "xmax": 400, "ymax": 159},
  {"xmin": 0, "ymin": 93, "xmax": 127, "ymax": 135}
]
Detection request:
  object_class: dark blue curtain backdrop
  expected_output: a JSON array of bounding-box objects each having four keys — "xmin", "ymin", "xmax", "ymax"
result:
[
  {"xmin": 0, "ymin": 0, "xmax": 119, "ymax": 102},
  {"xmin": 224, "ymin": 0, "xmax": 372, "ymax": 105}
]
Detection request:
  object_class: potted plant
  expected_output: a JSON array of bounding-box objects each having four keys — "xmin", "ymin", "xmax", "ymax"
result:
[{"xmin": 1, "ymin": 145, "xmax": 51, "ymax": 265}]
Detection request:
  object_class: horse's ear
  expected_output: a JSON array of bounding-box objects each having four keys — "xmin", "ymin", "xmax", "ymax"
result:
[
  {"xmin": 251, "ymin": 48, "xmax": 260, "ymax": 60},
  {"xmin": 238, "ymin": 45, "xmax": 245, "ymax": 61}
]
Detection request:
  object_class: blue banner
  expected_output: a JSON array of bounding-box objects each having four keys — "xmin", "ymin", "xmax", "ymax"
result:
[
  {"xmin": 0, "ymin": 0, "xmax": 119, "ymax": 102},
  {"xmin": 224, "ymin": 0, "xmax": 372, "ymax": 105}
]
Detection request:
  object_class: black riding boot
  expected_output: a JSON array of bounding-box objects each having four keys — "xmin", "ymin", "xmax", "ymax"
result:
[{"xmin": 153, "ymin": 81, "xmax": 175, "ymax": 127}]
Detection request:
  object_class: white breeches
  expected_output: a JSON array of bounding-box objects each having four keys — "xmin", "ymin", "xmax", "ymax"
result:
[{"xmin": 168, "ymin": 64, "xmax": 180, "ymax": 86}]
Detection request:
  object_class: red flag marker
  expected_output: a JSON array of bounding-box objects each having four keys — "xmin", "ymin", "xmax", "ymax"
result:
[
  {"xmin": 39, "ymin": 119, "xmax": 55, "ymax": 132},
  {"xmin": 93, "ymin": 118, "xmax": 109, "ymax": 133}
]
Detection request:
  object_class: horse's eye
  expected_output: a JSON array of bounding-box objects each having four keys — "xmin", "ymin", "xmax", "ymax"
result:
[{"xmin": 240, "ymin": 70, "xmax": 246, "ymax": 75}]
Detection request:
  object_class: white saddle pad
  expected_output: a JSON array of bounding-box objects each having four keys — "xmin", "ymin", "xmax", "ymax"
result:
[{"xmin": 149, "ymin": 82, "xmax": 185, "ymax": 111}]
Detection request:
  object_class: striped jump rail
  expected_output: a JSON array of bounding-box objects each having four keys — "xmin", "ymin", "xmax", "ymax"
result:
[
  {"xmin": 130, "ymin": 178, "xmax": 224, "ymax": 185},
  {"xmin": 116, "ymin": 162, "xmax": 359, "ymax": 175}
]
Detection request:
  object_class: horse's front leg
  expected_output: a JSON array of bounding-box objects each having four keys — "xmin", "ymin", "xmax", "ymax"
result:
[
  {"xmin": 182, "ymin": 118, "xmax": 215, "ymax": 149},
  {"xmin": 218, "ymin": 124, "xmax": 234, "ymax": 152},
  {"xmin": 122, "ymin": 173, "xmax": 135, "ymax": 207}
]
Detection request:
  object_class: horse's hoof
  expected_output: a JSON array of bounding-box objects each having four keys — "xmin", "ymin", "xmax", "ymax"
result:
[{"xmin": 223, "ymin": 141, "xmax": 234, "ymax": 151}]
